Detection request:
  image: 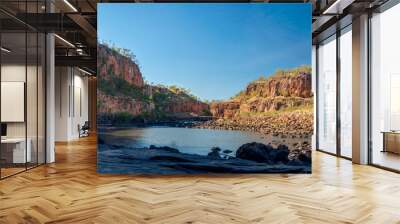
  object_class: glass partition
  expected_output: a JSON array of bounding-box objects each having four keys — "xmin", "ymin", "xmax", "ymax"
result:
[
  {"xmin": 339, "ymin": 26, "xmax": 352, "ymax": 158},
  {"xmin": 370, "ymin": 3, "xmax": 400, "ymax": 171},
  {"xmin": 1, "ymin": 31, "xmax": 28, "ymax": 177},
  {"xmin": 317, "ymin": 35, "xmax": 337, "ymax": 154},
  {"xmin": 27, "ymin": 31, "xmax": 38, "ymax": 169},
  {"xmin": 0, "ymin": 2, "xmax": 46, "ymax": 179},
  {"xmin": 38, "ymin": 32, "xmax": 45, "ymax": 165}
]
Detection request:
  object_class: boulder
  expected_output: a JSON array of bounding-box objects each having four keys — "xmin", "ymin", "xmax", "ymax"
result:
[
  {"xmin": 298, "ymin": 151, "xmax": 311, "ymax": 164},
  {"xmin": 211, "ymin": 147, "xmax": 221, "ymax": 152},
  {"xmin": 207, "ymin": 151, "xmax": 221, "ymax": 159},
  {"xmin": 235, "ymin": 142, "xmax": 274, "ymax": 163},
  {"xmin": 269, "ymin": 144, "xmax": 290, "ymax": 164},
  {"xmin": 223, "ymin": 150, "xmax": 233, "ymax": 154},
  {"xmin": 287, "ymin": 159, "xmax": 305, "ymax": 166},
  {"xmin": 149, "ymin": 145, "xmax": 179, "ymax": 153}
]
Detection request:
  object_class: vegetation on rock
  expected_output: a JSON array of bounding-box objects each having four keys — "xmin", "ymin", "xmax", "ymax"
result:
[
  {"xmin": 97, "ymin": 42, "xmax": 313, "ymax": 134},
  {"xmin": 97, "ymin": 43, "xmax": 209, "ymax": 124}
]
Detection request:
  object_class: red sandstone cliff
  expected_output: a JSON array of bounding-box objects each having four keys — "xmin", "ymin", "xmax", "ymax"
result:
[
  {"xmin": 244, "ymin": 72, "xmax": 312, "ymax": 98},
  {"xmin": 98, "ymin": 44, "xmax": 144, "ymax": 87},
  {"xmin": 97, "ymin": 44, "xmax": 209, "ymax": 120},
  {"xmin": 210, "ymin": 66, "xmax": 313, "ymax": 119}
]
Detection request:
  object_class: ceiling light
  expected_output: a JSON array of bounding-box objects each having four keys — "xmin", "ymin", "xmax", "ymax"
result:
[
  {"xmin": 323, "ymin": 0, "xmax": 341, "ymax": 15},
  {"xmin": 322, "ymin": 0, "xmax": 355, "ymax": 15},
  {"xmin": 54, "ymin": 34, "xmax": 75, "ymax": 48},
  {"xmin": 63, "ymin": 0, "xmax": 78, "ymax": 12},
  {"xmin": 1, "ymin": 47, "xmax": 11, "ymax": 53},
  {"xmin": 78, "ymin": 67, "xmax": 93, "ymax": 76},
  {"xmin": 76, "ymin": 48, "xmax": 85, "ymax": 55}
]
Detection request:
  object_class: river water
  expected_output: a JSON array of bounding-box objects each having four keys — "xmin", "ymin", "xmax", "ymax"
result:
[{"xmin": 100, "ymin": 126, "xmax": 309, "ymax": 156}]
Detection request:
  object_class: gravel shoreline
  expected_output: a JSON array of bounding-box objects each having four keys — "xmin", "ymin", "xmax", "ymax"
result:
[{"xmin": 193, "ymin": 111, "xmax": 313, "ymax": 137}]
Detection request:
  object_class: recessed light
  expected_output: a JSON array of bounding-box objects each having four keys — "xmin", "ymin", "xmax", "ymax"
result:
[
  {"xmin": 63, "ymin": 0, "xmax": 78, "ymax": 12},
  {"xmin": 1, "ymin": 47, "xmax": 11, "ymax": 53},
  {"xmin": 78, "ymin": 67, "xmax": 93, "ymax": 76},
  {"xmin": 54, "ymin": 34, "xmax": 75, "ymax": 48}
]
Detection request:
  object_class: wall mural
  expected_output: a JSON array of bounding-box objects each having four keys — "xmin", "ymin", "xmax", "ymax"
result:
[{"xmin": 97, "ymin": 3, "xmax": 313, "ymax": 174}]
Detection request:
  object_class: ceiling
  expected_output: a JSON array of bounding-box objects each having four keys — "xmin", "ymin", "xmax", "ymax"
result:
[{"xmin": 0, "ymin": 0, "xmax": 390, "ymax": 74}]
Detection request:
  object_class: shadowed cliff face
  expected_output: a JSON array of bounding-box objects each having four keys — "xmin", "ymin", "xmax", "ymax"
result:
[
  {"xmin": 97, "ymin": 44, "xmax": 209, "ymax": 121},
  {"xmin": 97, "ymin": 91, "xmax": 155, "ymax": 115},
  {"xmin": 98, "ymin": 44, "xmax": 144, "ymax": 88},
  {"xmin": 210, "ymin": 67, "xmax": 313, "ymax": 119}
]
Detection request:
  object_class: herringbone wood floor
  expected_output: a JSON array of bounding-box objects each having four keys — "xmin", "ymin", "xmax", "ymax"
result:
[{"xmin": 1, "ymin": 135, "xmax": 400, "ymax": 224}]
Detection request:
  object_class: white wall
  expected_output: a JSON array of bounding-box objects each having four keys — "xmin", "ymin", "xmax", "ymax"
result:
[
  {"xmin": 55, "ymin": 67, "xmax": 89, "ymax": 141},
  {"xmin": 1, "ymin": 65, "xmax": 26, "ymax": 139},
  {"xmin": 55, "ymin": 67, "xmax": 70, "ymax": 141},
  {"xmin": 72, "ymin": 73, "xmax": 89, "ymax": 138},
  {"xmin": 1, "ymin": 63, "xmax": 46, "ymax": 164}
]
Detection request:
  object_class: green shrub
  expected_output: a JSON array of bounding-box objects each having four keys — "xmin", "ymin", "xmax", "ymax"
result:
[
  {"xmin": 98, "ymin": 76, "xmax": 150, "ymax": 102},
  {"xmin": 201, "ymin": 109, "xmax": 212, "ymax": 116}
]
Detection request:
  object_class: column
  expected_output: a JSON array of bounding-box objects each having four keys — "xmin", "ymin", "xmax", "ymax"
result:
[{"xmin": 352, "ymin": 14, "xmax": 369, "ymax": 164}]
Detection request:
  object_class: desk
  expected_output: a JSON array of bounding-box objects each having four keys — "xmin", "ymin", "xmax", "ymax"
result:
[
  {"xmin": 381, "ymin": 131, "xmax": 400, "ymax": 154},
  {"xmin": 1, "ymin": 138, "xmax": 31, "ymax": 163}
]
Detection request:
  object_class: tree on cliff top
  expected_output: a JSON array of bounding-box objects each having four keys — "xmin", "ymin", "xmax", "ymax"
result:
[
  {"xmin": 255, "ymin": 65, "xmax": 311, "ymax": 82},
  {"xmin": 99, "ymin": 40, "xmax": 140, "ymax": 65},
  {"xmin": 271, "ymin": 65, "xmax": 311, "ymax": 78}
]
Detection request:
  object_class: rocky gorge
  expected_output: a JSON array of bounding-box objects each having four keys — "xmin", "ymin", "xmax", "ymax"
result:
[
  {"xmin": 97, "ymin": 43, "xmax": 210, "ymax": 124},
  {"xmin": 97, "ymin": 43, "xmax": 313, "ymax": 174},
  {"xmin": 194, "ymin": 66, "xmax": 314, "ymax": 138},
  {"xmin": 98, "ymin": 44, "xmax": 312, "ymax": 129}
]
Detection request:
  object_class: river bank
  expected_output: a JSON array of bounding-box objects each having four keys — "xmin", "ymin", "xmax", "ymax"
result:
[
  {"xmin": 98, "ymin": 130, "xmax": 312, "ymax": 174},
  {"xmin": 98, "ymin": 110, "xmax": 313, "ymax": 153},
  {"xmin": 193, "ymin": 111, "xmax": 313, "ymax": 137}
]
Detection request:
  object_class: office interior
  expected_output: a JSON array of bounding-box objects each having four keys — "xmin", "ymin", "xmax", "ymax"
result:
[
  {"xmin": 1, "ymin": 0, "xmax": 400, "ymax": 179},
  {"xmin": 0, "ymin": 0, "xmax": 96, "ymax": 179}
]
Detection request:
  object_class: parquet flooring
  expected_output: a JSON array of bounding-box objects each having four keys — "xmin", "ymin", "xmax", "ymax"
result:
[{"xmin": 1, "ymin": 135, "xmax": 400, "ymax": 224}]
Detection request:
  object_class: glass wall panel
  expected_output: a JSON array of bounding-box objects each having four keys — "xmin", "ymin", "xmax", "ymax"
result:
[
  {"xmin": 339, "ymin": 26, "xmax": 352, "ymax": 158},
  {"xmin": 27, "ymin": 31, "xmax": 38, "ymax": 169},
  {"xmin": 0, "ymin": 1, "xmax": 46, "ymax": 178},
  {"xmin": 38, "ymin": 32, "xmax": 45, "ymax": 165},
  {"xmin": 1, "ymin": 31, "xmax": 27, "ymax": 177},
  {"xmin": 38, "ymin": 0, "xmax": 46, "ymax": 165},
  {"xmin": 317, "ymin": 35, "xmax": 337, "ymax": 154},
  {"xmin": 371, "ymin": 3, "xmax": 400, "ymax": 171}
]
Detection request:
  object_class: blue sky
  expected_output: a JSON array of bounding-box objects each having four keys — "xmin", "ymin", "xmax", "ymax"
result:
[{"xmin": 98, "ymin": 3, "xmax": 311, "ymax": 101}]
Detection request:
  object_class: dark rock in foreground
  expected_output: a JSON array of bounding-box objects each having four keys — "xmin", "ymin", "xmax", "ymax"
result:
[
  {"xmin": 97, "ymin": 135, "xmax": 311, "ymax": 174},
  {"xmin": 269, "ymin": 144, "xmax": 290, "ymax": 164},
  {"xmin": 236, "ymin": 142, "xmax": 274, "ymax": 163},
  {"xmin": 211, "ymin": 147, "xmax": 221, "ymax": 152},
  {"xmin": 98, "ymin": 145, "xmax": 310, "ymax": 175},
  {"xmin": 98, "ymin": 137, "xmax": 105, "ymax": 144},
  {"xmin": 235, "ymin": 142, "xmax": 309, "ymax": 165},
  {"xmin": 298, "ymin": 152, "xmax": 311, "ymax": 164},
  {"xmin": 149, "ymin": 145, "xmax": 180, "ymax": 153},
  {"xmin": 207, "ymin": 151, "xmax": 222, "ymax": 159}
]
